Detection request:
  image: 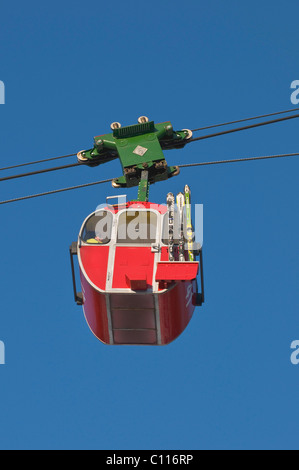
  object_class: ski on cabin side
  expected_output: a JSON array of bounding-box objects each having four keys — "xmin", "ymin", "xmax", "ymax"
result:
[
  {"xmin": 167, "ymin": 192, "xmax": 175, "ymax": 261},
  {"xmin": 176, "ymin": 192, "xmax": 185, "ymax": 262},
  {"xmin": 185, "ymin": 185, "xmax": 194, "ymax": 261}
]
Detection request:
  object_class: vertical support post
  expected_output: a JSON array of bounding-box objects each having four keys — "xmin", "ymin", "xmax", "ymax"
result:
[
  {"xmin": 199, "ymin": 249, "xmax": 205, "ymax": 304},
  {"xmin": 137, "ymin": 170, "xmax": 150, "ymax": 202}
]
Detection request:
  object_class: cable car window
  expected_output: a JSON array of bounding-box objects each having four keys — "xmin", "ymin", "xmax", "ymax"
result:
[
  {"xmin": 81, "ymin": 210, "xmax": 113, "ymax": 245},
  {"xmin": 117, "ymin": 210, "xmax": 157, "ymax": 244}
]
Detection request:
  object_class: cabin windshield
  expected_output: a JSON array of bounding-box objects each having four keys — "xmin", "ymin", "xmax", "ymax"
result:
[
  {"xmin": 81, "ymin": 210, "xmax": 113, "ymax": 245},
  {"xmin": 117, "ymin": 210, "xmax": 158, "ymax": 244}
]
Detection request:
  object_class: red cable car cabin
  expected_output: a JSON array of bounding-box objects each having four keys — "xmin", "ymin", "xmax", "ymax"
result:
[{"xmin": 70, "ymin": 197, "xmax": 204, "ymax": 345}]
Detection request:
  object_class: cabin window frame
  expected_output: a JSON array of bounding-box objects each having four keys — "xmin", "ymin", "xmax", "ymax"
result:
[
  {"xmin": 114, "ymin": 208, "xmax": 162, "ymax": 246},
  {"xmin": 79, "ymin": 209, "xmax": 115, "ymax": 246}
]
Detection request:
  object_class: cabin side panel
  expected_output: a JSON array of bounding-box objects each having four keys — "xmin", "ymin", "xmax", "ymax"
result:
[
  {"xmin": 80, "ymin": 271, "xmax": 111, "ymax": 344},
  {"xmin": 79, "ymin": 246, "xmax": 110, "ymax": 290},
  {"xmin": 158, "ymin": 280, "xmax": 197, "ymax": 345},
  {"xmin": 112, "ymin": 247, "xmax": 155, "ymax": 290}
]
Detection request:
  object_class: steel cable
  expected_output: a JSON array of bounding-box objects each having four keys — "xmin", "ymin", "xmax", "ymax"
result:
[
  {"xmin": 0, "ymin": 178, "xmax": 113, "ymax": 205},
  {"xmin": 191, "ymin": 107, "xmax": 299, "ymax": 132},
  {"xmin": 0, "ymin": 153, "xmax": 77, "ymax": 172}
]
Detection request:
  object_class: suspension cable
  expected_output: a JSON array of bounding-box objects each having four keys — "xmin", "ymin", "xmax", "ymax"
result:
[
  {"xmin": 191, "ymin": 107, "xmax": 299, "ymax": 132},
  {"xmin": 1, "ymin": 152, "xmax": 298, "ymax": 206},
  {"xmin": 188, "ymin": 113, "xmax": 299, "ymax": 144},
  {"xmin": 1, "ymin": 109, "xmax": 298, "ymax": 177},
  {"xmin": 178, "ymin": 152, "xmax": 299, "ymax": 169},
  {"xmin": 0, "ymin": 153, "xmax": 77, "ymax": 172},
  {"xmin": 0, "ymin": 178, "xmax": 113, "ymax": 205},
  {"xmin": 0, "ymin": 162, "xmax": 81, "ymax": 183}
]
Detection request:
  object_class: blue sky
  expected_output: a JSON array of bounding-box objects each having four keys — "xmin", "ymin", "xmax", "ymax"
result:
[{"xmin": 0, "ymin": 0, "xmax": 299, "ymax": 450}]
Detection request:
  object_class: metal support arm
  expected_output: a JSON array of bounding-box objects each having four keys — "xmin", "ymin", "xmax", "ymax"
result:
[
  {"xmin": 77, "ymin": 118, "xmax": 192, "ymax": 194},
  {"xmin": 69, "ymin": 242, "xmax": 83, "ymax": 306}
]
